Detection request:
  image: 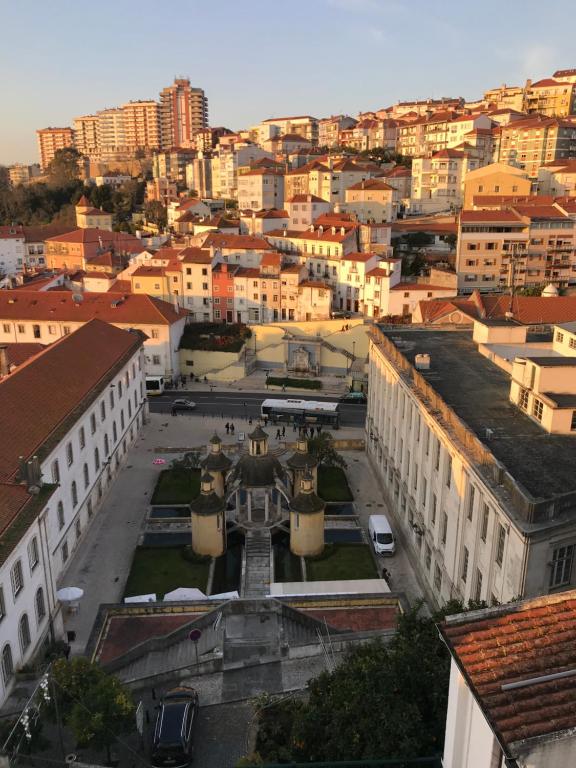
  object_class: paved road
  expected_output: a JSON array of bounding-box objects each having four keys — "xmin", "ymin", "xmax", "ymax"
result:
[{"xmin": 148, "ymin": 389, "xmax": 367, "ymax": 427}]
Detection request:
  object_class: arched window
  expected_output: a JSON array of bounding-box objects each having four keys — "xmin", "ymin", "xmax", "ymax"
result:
[
  {"xmin": 94, "ymin": 447, "xmax": 100, "ymax": 472},
  {"xmin": 71, "ymin": 481, "xmax": 78, "ymax": 508},
  {"xmin": 57, "ymin": 501, "xmax": 65, "ymax": 530},
  {"xmin": 104, "ymin": 434, "xmax": 109, "ymax": 456},
  {"xmin": 112, "ymin": 422, "xmax": 117, "ymax": 443},
  {"xmin": 83, "ymin": 463, "xmax": 89, "ymax": 489},
  {"xmin": 1, "ymin": 644, "xmax": 13, "ymax": 685},
  {"xmin": 35, "ymin": 587, "xmax": 46, "ymax": 623},
  {"xmin": 19, "ymin": 614, "xmax": 31, "ymax": 653}
]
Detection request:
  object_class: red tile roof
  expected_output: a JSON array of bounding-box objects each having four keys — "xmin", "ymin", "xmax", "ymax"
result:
[
  {"xmin": 390, "ymin": 283, "xmax": 455, "ymax": 292},
  {"xmin": 179, "ymin": 247, "xmax": 212, "ymax": 264},
  {"xmin": 0, "ymin": 291, "xmax": 186, "ymax": 325},
  {"xmin": 416, "ymin": 298, "xmax": 476, "ymax": 323},
  {"xmin": 107, "ymin": 279, "xmax": 131, "ymax": 293},
  {"xmin": 529, "ymin": 78, "xmax": 564, "ymax": 88},
  {"xmin": 341, "ymin": 252, "xmax": 375, "ymax": 263},
  {"xmin": 460, "ymin": 209, "xmax": 523, "ymax": 223},
  {"xmin": 432, "ymin": 148, "xmax": 467, "ymax": 158},
  {"xmin": 202, "ymin": 233, "xmax": 273, "ymax": 251},
  {"xmin": 0, "ymin": 225, "xmax": 24, "ymax": 240},
  {"xmin": 347, "ymin": 179, "xmax": 394, "ymax": 191},
  {"xmin": 45, "ymin": 228, "xmax": 142, "ymax": 254},
  {"xmin": 472, "ymin": 195, "xmax": 556, "ymax": 207},
  {"xmin": 513, "ymin": 204, "xmax": 569, "ymax": 220},
  {"xmin": 0, "ymin": 319, "xmax": 144, "ymax": 488},
  {"xmin": 470, "ymin": 292, "xmax": 576, "ymax": 325},
  {"xmin": 440, "ymin": 590, "xmax": 576, "ymax": 749},
  {"xmin": 286, "ymin": 194, "xmax": 329, "ymax": 203},
  {"xmin": 1, "ymin": 343, "xmax": 45, "ymax": 369},
  {"xmin": 75, "ymin": 195, "xmax": 90, "ymax": 207},
  {"xmin": 131, "ymin": 266, "xmax": 165, "ymax": 278}
]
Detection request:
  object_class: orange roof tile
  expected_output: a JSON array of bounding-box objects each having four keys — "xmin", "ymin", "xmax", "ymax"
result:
[{"xmin": 202, "ymin": 233, "xmax": 273, "ymax": 251}]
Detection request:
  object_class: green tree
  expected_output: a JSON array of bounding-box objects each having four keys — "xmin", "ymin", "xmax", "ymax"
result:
[
  {"xmin": 307, "ymin": 431, "xmax": 347, "ymax": 468},
  {"xmin": 444, "ymin": 233, "xmax": 457, "ymax": 251},
  {"xmin": 0, "ymin": 166, "xmax": 10, "ymax": 191},
  {"xmin": 46, "ymin": 147, "xmax": 83, "ymax": 187},
  {"xmin": 144, "ymin": 199, "xmax": 167, "ymax": 228},
  {"xmin": 48, "ymin": 658, "xmax": 135, "ymax": 763}
]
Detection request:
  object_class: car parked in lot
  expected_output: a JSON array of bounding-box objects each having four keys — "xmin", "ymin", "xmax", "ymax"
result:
[
  {"xmin": 339, "ymin": 391, "xmax": 367, "ymax": 404},
  {"xmin": 331, "ymin": 310, "xmax": 352, "ymax": 319},
  {"xmin": 152, "ymin": 686, "xmax": 199, "ymax": 767},
  {"xmin": 171, "ymin": 399, "xmax": 196, "ymax": 413}
]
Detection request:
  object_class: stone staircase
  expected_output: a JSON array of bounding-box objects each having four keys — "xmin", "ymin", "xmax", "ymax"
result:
[
  {"xmin": 242, "ymin": 528, "xmax": 271, "ymax": 598},
  {"xmin": 321, "ymin": 338, "xmax": 354, "ymax": 359}
]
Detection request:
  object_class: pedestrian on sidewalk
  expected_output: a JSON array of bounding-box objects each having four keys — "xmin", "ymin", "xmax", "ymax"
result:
[
  {"xmin": 316, "ymin": 425, "xmax": 321, "ymax": 436},
  {"xmin": 281, "ymin": 425, "xmax": 286, "ymax": 437},
  {"xmin": 230, "ymin": 423, "xmax": 235, "ymax": 435},
  {"xmin": 225, "ymin": 422, "xmax": 230, "ymax": 434},
  {"xmin": 276, "ymin": 428, "xmax": 281, "ymax": 440}
]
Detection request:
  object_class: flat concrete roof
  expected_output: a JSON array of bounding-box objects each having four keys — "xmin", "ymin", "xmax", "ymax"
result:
[{"xmin": 381, "ymin": 328, "xmax": 576, "ymax": 500}]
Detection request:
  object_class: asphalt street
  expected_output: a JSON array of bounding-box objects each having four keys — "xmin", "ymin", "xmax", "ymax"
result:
[{"xmin": 148, "ymin": 389, "xmax": 367, "ymax": 427}]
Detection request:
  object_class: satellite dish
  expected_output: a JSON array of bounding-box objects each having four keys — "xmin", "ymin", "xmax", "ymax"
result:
[{"xmin": 72, "ymin": 293, "xmax": 84, "ymax": 304}]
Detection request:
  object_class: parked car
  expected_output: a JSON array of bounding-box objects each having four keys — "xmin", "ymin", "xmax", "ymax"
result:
[
  {"xmin": 151, "ymin": 686, "xmax": 199, "ymax": 767},
  {"xmin": 368, "ymin": 514, "xmax": 396, "ymax": 556},
  {"xmin": 340, "ymin": 392, "xmax": 367, "ymax": 404},
  {"xmin": 171, "ymin": 399, "xmax": 196, "ymax": 413},
  {"xmin": 331, "ymin": 310, "xmax": 352, "ymax": 319}
]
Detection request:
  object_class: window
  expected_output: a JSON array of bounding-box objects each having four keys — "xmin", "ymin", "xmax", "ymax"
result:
[
  {"xmin": 51, "ymin": 460, "xmax": 60, "ymax": 484},
  {"xmin": 474, "ymin": 569, "xmax": 483, "ymax": 602},
  {"xmin": 100, "ymin": 401, "xmax": 106, "ymax": 421},
  {"xmin": 151, "ymin": 329, "xmax": 159, "ymax": 339},
  {"xmin": 63, "ymin": 326, "xmax": 71, "ymax": 336},
  {"xmin": 445, "ymin": 455, "xmax": 452, "ymax": 488},
  {"xmin": 79, "ymin": 426, "xmax": 85, "ymax": 450},
  {"xmin": 109, "ymin": 389, "xmax": 114, "ymax": 409},
  {"xmin": 441, "ymin": 512, "xmax": 448, "ymax": 546},
  {"xmin": 71, "ymin": 481, "xmax": 78, "ymax": 508},
  {"xmin": 152, "ymin": 355, "xmax": 161, "ymax": 365},
  {"xmin": 57, "ymin": 501, "xmax": 65, "ymax": 530},
  {"xmin": 532, "ymin": 398, "xmax": 543, "ymax": 422},
  {"xmin": 434, "ymin": 439, "xmax": 440, "ymax": 471},
  {"xmin": 467, "ymin": 485, "xmax": 475, "ymax": 521},
  {"xmin": 549, "ymin": 544, "xmax": 574, "ymax": 588},
  {"xmin": 32, "ymin": 324, "xmax": 41, "ymax": 339},
  {"xmin": 2, "ymin": 324, "xmax": 9, "ymax": 334},
  {"xmin": 18, "ymin": 614, "xmax": 31, "ymax": 653},
  {"xmin": 481, "ymin": 504, "xmax": 489, "ymax": 542},
  {"xmin": 112, "ymin": 422, "xmax": 118, "ymax": 443},
  {"xmin": 0, "ymin": 587, "xmax": 5, "ymax": 621},
  {"xmin": 556, "ymin": 332, "xmax": 564, "ymax": 343},
  {"xmin": 11, "ymin": 560, "xmax": 24, "ymax": 598},
  {"xmin": 83, "ymin": 463, "xmax": 89, "ymax": 489},
  {"xmin": 90, "ymin": 413, "xmax": 96, "ymax": 434},
  {"xmin": 431, "ymin": 494, "xmax": 437, "ymax": 526},
  {"xmin": 61, "ymin": 541, "xmax": 69, "ymax": 564},
  {"xmin": 495, "ymin": 523, "xmax": 506, "ymax": 566},
  {"xmin": 17, "ymin": 324, "xmax": 25, "ymax": 334},
  {"xmin": 120, "ymin": 410, "xmax": 125, "ymax": 430},
  {"xmin": 35, "ymin": 587, "xmax": 46, "ymax": 623},
  {"xmin": 425, "ymin": 544, "xmax": 432, "ymax": 571},
  {"xmin": 75, "ymin": 519, "xmax": 81, "ymax": 541},
  {"xmin": 28, "ymin": 537, "xmax": 39, "ymax": 572},
  {"xmin": 518, "ymin": 388, "xmax": 529, "ymax": 410},
  {"xmin": 2, "ymin": 645, "xmax": 13, "ymax": 685},
  {"xmin": 66, "ymin": 442, "xmax": 73, "ymax": 467},
  {"xmin": 461, "ymin": 546, "xmax": 469, "ymax": 583},
  {"xmin": 87, "ymin": 498, "xmax": 93, "ymax": 518},
  {"xmin": 104, "ymin": 434, "xmax": 109, "ymax": 457},
  {"xmin": 94, "ymin": 447, "xmax": 100, "ymax": 472},
  {"xmin": 572, "ymin": 411, "xmax": 576, "ymax": 432},
  {"xmin": 434, "ymin": 564, "xmax": 442, "ymax": 593}
]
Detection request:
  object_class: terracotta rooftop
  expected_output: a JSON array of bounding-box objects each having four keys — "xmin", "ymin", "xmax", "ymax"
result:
[
  {"xmin": 286, "ymin": 194, "xmax": 328, "ymax": 203},
  {"xmin": 460, "ymin": 209, "xmax": 523, "ymax": 223},
  {"xmin": 202, "ymin": 233, "xmax": 272, "ymax": 251},
  {"xmin": 45, "ymin": 228, "xmax": 142, "ymax": 253},
  {"xmin": 131, "ymin": 266, "xmax": 165, "ymax": 278},
  {"xmin": 179, "ymin": 247, "xmax": 212, "ymax": 264},
  {"xmin": 440, "ymin": 590, "xmax": 576, "ymax": 750},
  {"xmin": 347, "ymin": 179, "xmax": 394, "ymax": 191},
  {"xmin": 0, "ymin": 290, "xmax": 186, "ymax": 325},
  {"xmin": 341, "ymin": 252, "xmax": 375, "ymax": 263},
  {"xmin": 0, "ymin": 343, "xmax": 45, "ymax": 370}
]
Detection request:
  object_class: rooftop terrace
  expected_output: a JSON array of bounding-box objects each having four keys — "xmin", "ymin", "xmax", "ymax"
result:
[{"xmin": 380, "ymin": 327, "xmax": 576, "ymax": 503}]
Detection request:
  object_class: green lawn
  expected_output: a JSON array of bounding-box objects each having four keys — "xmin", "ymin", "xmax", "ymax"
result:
[
  {"xmin": 124, "ymin": 547, "xmax": 210, "ymax": 599},
  {"xmin": 151, "ymin": 468, "xmax": 200, "ymax": 505},
  {"xmin": 305, "ymin": 543, "xmax": 378, "ymax": 582},
  {"xmin": 317, "ymin": 466, "xmax": 353, "ymax": 502}
]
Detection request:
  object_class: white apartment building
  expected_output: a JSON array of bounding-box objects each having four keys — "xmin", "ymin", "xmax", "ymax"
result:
[
  {"xmin": 367, "ymin": 321, "xmax": 576, "ymax": 612},
  {"xmin": 0, "ymin": 320, "xmax": 146, "ymax": 705},
  {"xmin": 237, "ymin": 169, "xmax": 285, "ymax": 211},
  {"xmin": 0, "ymin": 292, "xmax": 188, "ymax": 381},
  {"xmin": 411, "ymin": 149, "xmax": 481, "ymax": 214},
  {"xmin": 0, "ymin": 226, "xmax": 25, "ymax": 276}
]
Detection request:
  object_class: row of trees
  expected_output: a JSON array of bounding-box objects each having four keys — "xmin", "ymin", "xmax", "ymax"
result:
[{"xmin": 0, "ymin": 148, "xmax": 148, "ymax": 231}]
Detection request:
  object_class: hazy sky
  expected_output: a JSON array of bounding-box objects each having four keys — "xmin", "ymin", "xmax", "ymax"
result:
[{"xmin": 1, "ymin": 0, "xmax": 574, "ymax": 165}]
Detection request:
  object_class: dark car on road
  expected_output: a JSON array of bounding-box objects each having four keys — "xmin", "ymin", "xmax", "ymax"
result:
[
  {"xmin": 171, "ymin": 399, "xmax": 196, "ymax": 414},
  {"xmin": 339, "ymin": 392, "xmax": 367, "ymax": 404},
  {"xmin": 152, "ymin": 686, "xmax": 199, "ymax": 767}
]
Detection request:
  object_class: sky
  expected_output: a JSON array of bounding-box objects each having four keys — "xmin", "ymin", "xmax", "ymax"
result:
[{"xmin": 1, "ymin": 0, "xmax": 575, "ymax": 165}]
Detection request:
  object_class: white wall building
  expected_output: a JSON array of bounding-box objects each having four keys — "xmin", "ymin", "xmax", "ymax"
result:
[
  {"xmin": 0, "ymin": 226, "xmax": 26, "ymax": 276},
  {"xmin": 0, "ymin": 320, "xmax": 146, "ymax": 705}
]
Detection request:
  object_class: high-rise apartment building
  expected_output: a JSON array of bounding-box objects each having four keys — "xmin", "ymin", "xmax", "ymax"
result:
[
  {"xmin": 96, "ymin": 108, "xmax": 127, "ymax": 152},
  {"xmin": 159, "ymin": 78, "xmax": 208, "ymax": 149},
  {"xmin": 122, "ymin": 100, "xmax": 161, "ymax": 151},
  {"xmin": 495, "ymin": 116, "xmax": 576, "ymax": 178},
  {"xmin": 73, "ymin": 114, "xmax": 99, "ymax": 158},
  {"xmin": 36, "ymin": 127, "xmax": 75, "ymax": 170}
]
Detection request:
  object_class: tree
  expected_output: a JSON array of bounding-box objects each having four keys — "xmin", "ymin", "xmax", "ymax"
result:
[
  {"xmin": 48, "ymin": 658, "xmax": 135, "ymax": 763},
  {"xmin": 0, "ymin": 166, "xmax": 10, "ymax": 191},
  {"xmin": 307, "ymin": 431, "xmax": 346, "ymax": 468},
  {"xmin": 144, "ymin": 200, "xmax": 167, "ymax": 228},
  {"xmin": 46, "ymin": 147, "xmax": 83, "ymax": 187},
  {"xmin": 444, "ymin": 233, "xmax": 457, "ymax": 252}
]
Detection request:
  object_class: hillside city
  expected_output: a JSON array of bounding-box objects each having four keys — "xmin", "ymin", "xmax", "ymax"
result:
[{"xmin": 1, "ymin": 61, "xmax": 576, "ymax": 768}]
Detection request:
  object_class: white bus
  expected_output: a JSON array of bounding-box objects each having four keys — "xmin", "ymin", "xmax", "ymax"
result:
[
  {"xmin": 261, "ymin": 398, "xmax": 340, "ymax": 428},
  {"xmin": 146, "ymin": 375, "xmax": 165, "ymax": 396}
]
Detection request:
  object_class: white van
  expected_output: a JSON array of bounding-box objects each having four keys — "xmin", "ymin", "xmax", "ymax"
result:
[{"xmin": 368, "ymin": 515, "xmax": 396, "ymax": 556}]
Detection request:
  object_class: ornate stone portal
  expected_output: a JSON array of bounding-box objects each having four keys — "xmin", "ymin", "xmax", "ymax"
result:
[{"xmin": 190, "ymin": 426, "xmax": 325, "ymax": 557}]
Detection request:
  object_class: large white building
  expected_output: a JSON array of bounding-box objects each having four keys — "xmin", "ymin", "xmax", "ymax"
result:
[
  {"xmin": 0, "ymin": 320, "xmax": 146, "ymax": 705},
  {"xmin": 367, "ymin": 320, "xmax": 576, "ymax": 609}
]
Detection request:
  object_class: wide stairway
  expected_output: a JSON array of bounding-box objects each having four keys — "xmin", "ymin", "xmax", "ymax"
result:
[{"xmin": 242, "ymin": 528, "xmax": 272, "ymax": 598}]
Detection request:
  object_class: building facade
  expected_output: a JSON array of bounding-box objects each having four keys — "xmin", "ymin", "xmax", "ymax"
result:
[{"xmin": 36, "ymin": 128, "xmax": 75, "ymax": 171}]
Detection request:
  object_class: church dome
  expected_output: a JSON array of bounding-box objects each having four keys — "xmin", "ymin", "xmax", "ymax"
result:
[{"xmin": 542, "ymin": 283, "xmax": 559, "ymax": 297}]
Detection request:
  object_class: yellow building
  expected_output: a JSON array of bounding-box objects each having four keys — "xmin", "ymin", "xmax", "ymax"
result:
[
  {"xmin": 289, "ymin": 472, "xmax": 325, "ymax": 557},
  {"xmin": 190, "ymin": 473, "xmax": 226, "ymax": 557},
  {"xmin": 463, "ymin": 163, "xmax": 532, "ymax": 208},
  {"xmin": 74, "ymin": 196, "xmax": 113, "ymax": 230},
  {"xmin": 343, "ymin": 179, "xmax": 396, "ymax": 222},
  {"xmin": 523, "ymin": 78, "xmax": 576, "ymax": 118}
]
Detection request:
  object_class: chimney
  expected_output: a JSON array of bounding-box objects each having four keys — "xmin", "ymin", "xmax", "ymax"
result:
[
  {"xmin": 0, "ymin": 346, "xmax": 9, "ymax": 377},
  {"xmin": 173, "ymin": 295, "xmax": 180, "ymax": 314}
]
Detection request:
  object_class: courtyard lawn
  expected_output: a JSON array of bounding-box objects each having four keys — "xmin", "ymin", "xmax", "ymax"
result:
[
  {"xmin": 151, "ymin": 468, "xmax": 200, "ymax": 505},
  {"xmin": 317, "ymin": 466, "xmax": 353, "ymax": 502},
  {"xmin": 124, "ymin": 546, "xmax": 210, "ymax": 599},
  {"xmin": 305, "ymin": 543, "xmax": 378, "ymax": 582}
]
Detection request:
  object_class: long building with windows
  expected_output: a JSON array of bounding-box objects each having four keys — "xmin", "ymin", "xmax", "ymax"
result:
[
  {"xmin": 0, "ymin": 320, "xmax": 146, "ymax": 705},
  {"xmin": 367, "ymin": 320, "xmax": 576, "ymax": 609}
]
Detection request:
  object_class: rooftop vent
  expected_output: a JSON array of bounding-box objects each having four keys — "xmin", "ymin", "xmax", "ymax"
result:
[{"xmin": 110, "ymin": 298, "xmax": 124, "ymax": 308}]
